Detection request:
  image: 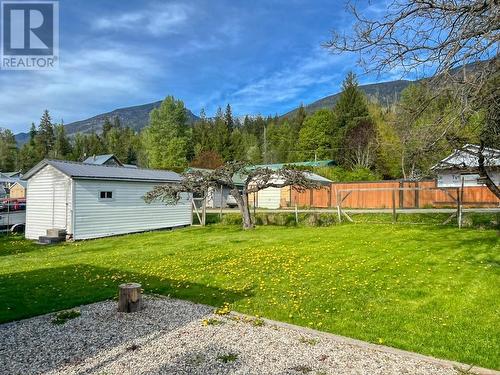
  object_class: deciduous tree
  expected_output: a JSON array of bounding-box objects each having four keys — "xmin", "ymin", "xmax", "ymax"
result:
[
  {"xmin": 143, "ymin": 96, "xmax": 189, "ymax": 171},
  {"xmin": 324, "ymin": 0, "xmax": 500, "ymax": 196},
  {"xmin": 144, "ymin": 162, "xmax": 319, "ymax": 229}
]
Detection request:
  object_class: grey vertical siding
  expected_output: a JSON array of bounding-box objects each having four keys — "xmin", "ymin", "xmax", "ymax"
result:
[
  {"xmin": 25, "ymin": 165, "xmax": 72, "ymax": 239},
  {"xmin": 73, "ymin": 179, "xmax": 191, "ymax": 240}
]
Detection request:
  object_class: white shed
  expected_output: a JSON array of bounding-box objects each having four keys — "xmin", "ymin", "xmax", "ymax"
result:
[
  {"xmin": 23, "ymin": 159, "xmax": 192, "ymax": 240},
  {"xmin": 252, "ymin": 172, "xmax": 332, "ymax": 209},
  {"xmin": 431, "ymin": 144, "xmax": 500, "ymax": 187}
]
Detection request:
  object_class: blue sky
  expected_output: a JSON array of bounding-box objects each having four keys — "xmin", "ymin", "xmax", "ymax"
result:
[{"xmin": 1, "ymin": 0, "xmax": 398, "ymax": 134}]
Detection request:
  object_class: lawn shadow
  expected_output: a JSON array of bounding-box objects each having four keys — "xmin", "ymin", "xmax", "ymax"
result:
[
  {"xmin": 0, "ymin": 264, "xmax": 252, "ymax": 374},
  {"xmin": 0, "ymin": 234, "xmax": 42, "ymax": 256},
  {"xmin": 0, "ymin": 264, "xmax": 253, "ymax": 323},
  {"xmin": 142, "ymin": 344, "xmax": 242, "ymax": 375}
]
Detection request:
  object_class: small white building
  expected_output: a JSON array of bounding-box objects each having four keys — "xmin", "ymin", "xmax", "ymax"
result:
[
  {"xmin": 431, "ymin": 144, "xmax": 500, "ymax": 187},
  {"xmin": 251, "ymin": 172, "xmax": 332, "ymax": 209},
  {"xmin": 23, "ymin": 159, "xmax": 191, "ymax": 240}
]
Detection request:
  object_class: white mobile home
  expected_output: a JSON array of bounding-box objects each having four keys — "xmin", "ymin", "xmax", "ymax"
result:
[
  {"xmin": 23, "ymin": 159, "xmax": 191, "ymax": 240},
  {"xmin": 431, "ymin": 144, "xmax": 500, "ymax": 188}
]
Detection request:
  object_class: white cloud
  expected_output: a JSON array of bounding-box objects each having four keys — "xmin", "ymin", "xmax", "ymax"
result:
[
  {"xmin": 224, "ymin": 48, "xmax": 347, "ymax": 113},
  {"xmin": 0, "ymin": 45, "xmax": 162, "ymax": 132},
  {"xmin": 92, "ymin": 3, "xmax": 191, "ymax": 36}
]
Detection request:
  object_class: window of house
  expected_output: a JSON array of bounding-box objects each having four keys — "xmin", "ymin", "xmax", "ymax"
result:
[{"xmin": 99, "ymin": 191, "xmax": 113, "ymax": 199}]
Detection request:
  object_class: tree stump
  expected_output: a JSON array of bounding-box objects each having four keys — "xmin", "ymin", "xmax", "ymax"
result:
[{"xmin": 118, "ymin": 283, "xmax": 142, "ymax": 313}]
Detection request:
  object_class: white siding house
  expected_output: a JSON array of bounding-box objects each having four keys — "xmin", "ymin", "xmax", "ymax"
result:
[
  {"xmin": 23, "ymin": 159, "xmax": 191, "ymax": 240},
  {"xmin": 431, "ymin": 144, "xmax": 500, "ymax": 188}
]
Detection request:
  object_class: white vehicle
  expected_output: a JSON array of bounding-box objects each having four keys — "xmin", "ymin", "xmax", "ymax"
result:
[
  {"xmin": 0, "ymin": 199, "xmax": 26, "ymax": 233},
  {"xmin": 226, "ymin": 193, "xmax": 239, "ymax": 208}
]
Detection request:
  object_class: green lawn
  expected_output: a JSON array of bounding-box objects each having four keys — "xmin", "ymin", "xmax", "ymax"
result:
[{"xmin": 0, "ymin": 224, "xmax": 499, "ymax": 369}]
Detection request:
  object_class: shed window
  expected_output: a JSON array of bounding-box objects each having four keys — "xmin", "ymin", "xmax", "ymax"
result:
[{"xmin": 99, "ymin": 191, "xmax": 113, "ymax": 199}]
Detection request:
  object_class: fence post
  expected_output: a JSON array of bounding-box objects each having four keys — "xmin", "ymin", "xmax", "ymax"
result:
[
  {"xmin": 392, "ymin": 189, "xmax": 397, "ymax": 224},
  {"xmin": 295, "ymin": 204, "xmax": 298, "ymax": 225},
  {"xmin": 219, "ymin": 185, "xmax": 223, "ymax": 220},
  {"xmin": 415, "ymin": 182, "xmax": 420, "ymax": 208},
  {"xmin": 336, "ymin": 190, "xmax": 342, "ymax": 223},
  {"xmin": 202, "ymin": 197, "xmax": 206, "ymax": 226},
  {"xmin": 399, "ymin": 181, "xmax": 404, "ymax": 208},
  {"xmin": 458, "ymin": 179, "xmax": 464, "ymax": 229}
]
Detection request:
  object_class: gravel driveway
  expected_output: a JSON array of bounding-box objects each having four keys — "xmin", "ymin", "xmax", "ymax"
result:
[{"xmin": 0, "ymin": 296, "xmax": 493, "ymax": 375}]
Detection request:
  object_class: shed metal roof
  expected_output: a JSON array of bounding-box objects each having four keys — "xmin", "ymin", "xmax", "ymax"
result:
[
  {"xmin": 431, "ymin": 144, "xmax": 500, "ymax": 171},
  {"xmin": 23, "ymin": 159, "xmax": 181, "ymax": 183},
  {"xmin": 0, "ymin": 172, "xmax": 16, "ymax": 184},
  {"xmin": 83, "ymin": 154, "xmax": 121, "ymax": 165}
]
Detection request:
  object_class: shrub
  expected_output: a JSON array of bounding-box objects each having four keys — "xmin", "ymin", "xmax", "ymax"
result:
[
  {"xmin": 52, "ymin": 309, "xmax": 81, "ymax": 325},
  {"xmin": 217, "ymin": 353, "xmax": 238, "ymax": 363}
]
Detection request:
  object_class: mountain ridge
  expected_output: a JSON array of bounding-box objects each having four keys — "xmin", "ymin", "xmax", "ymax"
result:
[
  {"xmin": 281, "ymin": 79, "xmax": 412, "ymax": 118},
  {"xmin": 14, "ymin": 78, "xmax": 414, "ymax": 144}
]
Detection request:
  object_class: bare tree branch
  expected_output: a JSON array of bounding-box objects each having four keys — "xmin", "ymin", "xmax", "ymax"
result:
[{"xmin": 325, "ymin": 0, "xmax": 500, "ymax": 196}]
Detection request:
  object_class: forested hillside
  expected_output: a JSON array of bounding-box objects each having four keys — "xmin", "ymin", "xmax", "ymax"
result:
[{"xmin": 14, "ymin": 102, "xmax": 199, "ymax": 145}]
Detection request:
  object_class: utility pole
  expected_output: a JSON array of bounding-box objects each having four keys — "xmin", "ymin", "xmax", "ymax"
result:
[{"xmin": 263, "ymin": 124, "xmax": 267, "ymax": 163}]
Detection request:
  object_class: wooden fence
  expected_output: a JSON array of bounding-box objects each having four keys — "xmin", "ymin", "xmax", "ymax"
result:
[{"xmin": 282, "ymin": 180, "xmax": 499, "ymax": 209}]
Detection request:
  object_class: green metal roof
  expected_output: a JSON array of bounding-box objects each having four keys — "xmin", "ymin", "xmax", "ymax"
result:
[{"xmin": 252, "ymin": 160, "xmax": 335, "ymax": 171}]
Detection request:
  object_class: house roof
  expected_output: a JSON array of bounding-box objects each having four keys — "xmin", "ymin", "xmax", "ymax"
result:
[
  {"xmin": 3, "ymin": 171, "xmax": 22, "ymax": 178},
  {"xmin": 83, "ymin": 154, "xmax": 122, "ymax": 166},
  {"xmin": 23, "ymin": 159, "xmax": 181, "ymax": 183},
  {"xmin": 0, "ymin": 172, "xmax": 16, "ymax": 184},
  {"xmin": 11, "ymin": 180, "xmax": 27, "ymax": 188},
  {"xmin": 431, "ymin": 144, "xmax": 500, "ymax": 171}
]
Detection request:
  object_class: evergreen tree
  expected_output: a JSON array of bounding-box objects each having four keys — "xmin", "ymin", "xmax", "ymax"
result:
[
  {"xmin": 192, "ymin": 109, "xmax": 213, "ymax": 157},
  {"xmin": 333, "ymin": 72, "xmax": 371, "ymax": 166},
  {"xmin": 17, "ymin": 143, "xmax": 38, "ymax": 172},
  {"xmin": 85, "ymin": 131, "xmax": 105, "ymax": 157},
  {"xmin": 224, "ymin": 104, "xmax": 234, "ymax": 132},
  {"xmin": 71, "ymin": 133, "xmax": 87, "ymax": 161},
  {"xmin": 0, "ymin": 128, "xmax": 18, "ymax": 171},
  {"xmin": 102, "ymin": 117, "xmax": 113, "ymax": 139},
  {"xmin": 51, "ymin": 124, "xmax": 72, "ymax": 159},
  {"xmin": 16, "ymin": 122, "xmax": 39, "ymax": 171},
  {"xmin": 34, "ymin": 110, "xmax": 55, "ymax": 159},
  {"xmin": 213, "ymin": 106, "xmax": 231, "ymax": 160},
  {"xmin": 230, "ymin": 128, "xmax": 246, "ymax": 161},
  {"xmin": 143, "ymin": 96, "xmax": 189, "ymax": 170},
  {"xmin": 28, "ymin": 123, "xmax": 37, "ymax": 144},
  {"xmin": 292, "ymin": 104, "xmax": 307, "ymax": 134},
  {"xmin": 334, "ymin": 72, "xmax": 369, "ymax": 128}
]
